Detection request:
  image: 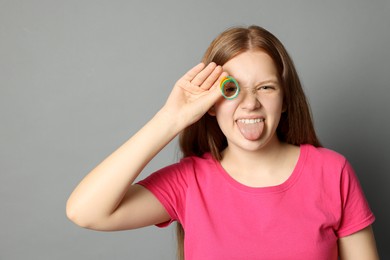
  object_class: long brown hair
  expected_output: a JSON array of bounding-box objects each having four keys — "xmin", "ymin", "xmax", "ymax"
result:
[{"xmin": 176, "ymin": 25, "xmax": 321, "ymax": 259}]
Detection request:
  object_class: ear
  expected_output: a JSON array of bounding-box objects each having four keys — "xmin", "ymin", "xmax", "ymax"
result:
[{"xmin": 208, "ymin": 106, "xmax": 216, "ymax": 116}]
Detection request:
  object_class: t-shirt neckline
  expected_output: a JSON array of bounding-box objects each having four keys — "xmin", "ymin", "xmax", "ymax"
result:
[{"xmin": 209, "ymin": 144, "xmax": 308, "ymax": 194}]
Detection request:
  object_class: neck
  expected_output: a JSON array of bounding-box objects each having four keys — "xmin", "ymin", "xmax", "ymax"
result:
[
  {"xmin": 226, "ymin": 135, "xmax": 283, "ymax": 158},
  {"xmin": 220, "ymin": 138, "xmax": 300, "ymax": 188},
  {"xmin": 221, "ymin": 137, "xmax": 289, "ymax": 176}
]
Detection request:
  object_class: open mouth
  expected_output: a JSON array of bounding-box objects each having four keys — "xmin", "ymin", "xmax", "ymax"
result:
[
  {"xmin": 236, "ymin": 118, "xmax": 264, "ymax": 124},
  {"xmin": 236, "ymin": 118, "xmax": 265, "ymax": 141}
]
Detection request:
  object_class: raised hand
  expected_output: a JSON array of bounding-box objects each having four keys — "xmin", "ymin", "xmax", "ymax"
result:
[
  {"xmin": 66, "ymin": 62, "xmax": 227, "ymax": 231},
  {"xmin": 162, "ymin": 62, "xmax": 227, "ymax": 128}
]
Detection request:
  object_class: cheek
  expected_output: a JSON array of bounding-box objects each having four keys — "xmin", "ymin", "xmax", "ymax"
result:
[
  {"xmin": 214, "ymin": 99, "xmax": 239, "ymax": 118},
  {"xmin": 260, "ymin": 95, "xmax": 284, "ymax": 113},
  {"xmin": 214, "ymin": 100, "xmax": 240, "ymax": 131}
]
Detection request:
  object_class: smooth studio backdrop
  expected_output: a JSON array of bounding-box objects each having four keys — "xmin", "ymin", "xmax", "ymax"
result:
[{"xmin": 1, "ymin": 0, "xmax": 389, "ymax": 259}]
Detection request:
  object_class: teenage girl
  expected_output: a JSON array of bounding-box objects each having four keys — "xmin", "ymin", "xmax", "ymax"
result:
[{"xmin": 67, "ymin": 25, "xmax": 379, "ymax": 259}]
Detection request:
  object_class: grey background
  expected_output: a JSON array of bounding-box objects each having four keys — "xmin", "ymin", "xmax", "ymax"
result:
[{"xmin": 1, "ymin": 0, "xmax": 389, "ymax": 259}]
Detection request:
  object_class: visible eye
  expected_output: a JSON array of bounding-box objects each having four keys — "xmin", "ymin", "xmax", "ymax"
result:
[
  {"xmin": 223, "ymin": 82, "xmax": 238, "ymax": 96},
  {"xmin": 257, "ymin": 85, "xmax": 275, "ymax": 91},
  {"xmin": 220, "ymin": 77, "xmax": 240, "ymax": 99}
]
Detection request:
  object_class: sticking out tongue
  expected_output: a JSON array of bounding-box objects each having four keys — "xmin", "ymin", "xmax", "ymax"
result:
[{"xmin": 236, "ymin": 120, "xmax": 265, "ymax": 141}]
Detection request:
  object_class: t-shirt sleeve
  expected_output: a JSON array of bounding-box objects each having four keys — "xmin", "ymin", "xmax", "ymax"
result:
[
  {"xmin": 336, "ymin": 160, "xmax": 375, "ymax": 237},
  {"xmin": 136, "ymin": 161, "xmax": 189, "ymax": 228}
]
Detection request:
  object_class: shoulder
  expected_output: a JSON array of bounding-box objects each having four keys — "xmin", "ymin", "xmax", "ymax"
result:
[
  {"xmin": 181, "ymin": 152, "xmax": 216, "ymax": 167},
  {"xmin": 179, "ymin": 153, "xmax": 219, "ymax": 177},
  {"xmin": 303, "ymin": 144, "xmax": 347, "ymax": 168},
  {"xmin": 300, "ymin": 144, "xmax": 353, "ymax": 184},
  {"xmin": 145, "ymin": 153, "xmax": 216, "ymax": 181},
  {"xmin": 299, "ymin": 145, "xmax": 375, "ymax": 237}
]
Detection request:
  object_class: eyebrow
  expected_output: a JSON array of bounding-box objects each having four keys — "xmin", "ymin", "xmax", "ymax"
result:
[
  {"xmin": 256, "ymin": 79, "xmax": 280, "ymax": 86},
  {"xmin": 238, "ymin": 78, "xmax": 280, "ymax": 88}
]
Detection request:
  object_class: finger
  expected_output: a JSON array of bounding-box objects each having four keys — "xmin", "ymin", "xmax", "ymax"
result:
[
  {"xmin": 212, "ymin": 71, "xmax": 229, "ymax": 91},
  {"xmin": 190, "ymin": 62, "xmax": 217, "ymax": 86},
  {"xmin": 180, "ymin": 66, "xmax": 223, "ymax": 95},
  {"xmin": 203, "ymin": 71, "xmax": 230, "ymax": 103},
  {"xmin": 210, "ymin": 71, "xmax": 229, "ymax": 94},
  {"xmin": 206, "ymin": 71, "xmax": 229, "ymax": 98},
  {"xmin": 199, "ymin": 65, "xmax": 223, "ymax": 90},
  {"xmin": 181, "ymin": 63, "xmax": 206, "ymax": 82}
]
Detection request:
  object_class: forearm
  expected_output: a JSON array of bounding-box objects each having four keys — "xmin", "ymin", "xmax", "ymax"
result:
[{"xmin": 66, "ymin": 108, "xmax": 182, "ymax": 226}]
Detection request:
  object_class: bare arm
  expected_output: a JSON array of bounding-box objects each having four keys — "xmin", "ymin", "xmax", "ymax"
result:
[
  {"xmin": 66, "ymin": 62, "xmax": 225, "ymax": 231},
  {"xmin": 338, "ymin": 226, "xmax": 379, "ymax": 260}
]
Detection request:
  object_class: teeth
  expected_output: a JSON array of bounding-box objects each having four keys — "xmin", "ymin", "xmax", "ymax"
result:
[{"xmin": 237, "ymin": 118, "xmax": 264, "ymax": 124}]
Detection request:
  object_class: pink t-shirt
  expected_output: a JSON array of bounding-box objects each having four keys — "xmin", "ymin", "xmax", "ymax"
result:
[{"xmin": 137, "ymin": 144, "xmax": 375, "ymax": 259}]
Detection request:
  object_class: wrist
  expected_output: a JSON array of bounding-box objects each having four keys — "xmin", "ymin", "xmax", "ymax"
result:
[{"xmin": 155, "ymin": 107, "xmax": 187, "ymax": 134}]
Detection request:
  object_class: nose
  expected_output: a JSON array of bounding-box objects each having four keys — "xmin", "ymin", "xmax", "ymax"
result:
[{"xmin": 240, "ymin": 88, "xmax": 261, "ymax": 110}]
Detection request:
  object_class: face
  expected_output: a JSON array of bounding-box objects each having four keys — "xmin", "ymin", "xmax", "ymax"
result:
[{"xmin": 212, "ymin": 50, "xmax": 284, "ymax": 153}]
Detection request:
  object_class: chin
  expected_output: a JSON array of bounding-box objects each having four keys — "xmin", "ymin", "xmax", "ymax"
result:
[
  {"xmin": 236, "ymin": 133, "xmax": 280, "ymax": 152},
  {"xmin": 228, "ymin": 138, "xmax": 269, "ymax": 153}
]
